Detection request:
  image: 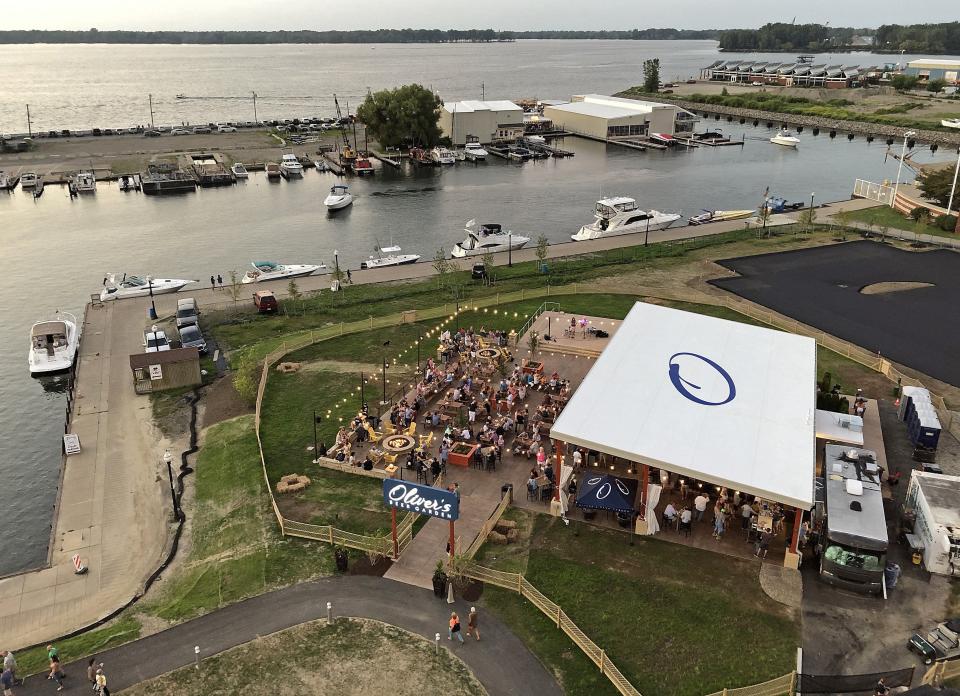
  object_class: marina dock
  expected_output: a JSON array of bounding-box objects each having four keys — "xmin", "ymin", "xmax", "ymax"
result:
[
  {"xmin": 321, "ymin": 152, "xmax": 345, "ymax": 175},
  {"xmin": 141, "ymin": 163, "xmax": 198, "ymax": 195},
  {"xmin": 371, "ymin": 152, "xmax": 403, "ymax": 168}
]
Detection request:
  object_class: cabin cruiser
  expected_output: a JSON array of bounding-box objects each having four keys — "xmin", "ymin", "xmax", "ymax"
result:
[
  {"xmin": 770, "ymin": 130, "xmax": 800, "ymax": 147},
  {"xmin": 572, "ymin": 197, "xmax": 681, "ymax": 241},
  {"xmin": 687, "ymin": 209, "xmax": 754, "ymax": 226},
  {"xmin": 73, "ymin": 170, "xmax": 96, "ymax": 193},
  {"xmin": 100, "ymin": 273, "xmax": 195, "ymax": 301},
  {"xmin": 280, "ymin": 154, "xmax": 304, "ymax": 178},
  {"xmin": 942, "ymin": 118, "xmax": 960, "ymax": 130},
  {"xmin": 650, "ymin": 133, "xmax": 675, "ymax": 146},
  {"xmin": 360, "ymin": 244, "xmax": 421, "ymax": 269},
  {"xmin": 242, "ymin": 261, "xmax": 322, "ymax": 284},
  {"xmin": 231, "ymin": 162, "xmax": 249, "ymax": 179},
  {"xmin": 265, "ymin": 162, "xmax": 281, "ymax": 179},
  {"xmin": 324, "ymin": 184, "xmax": 353, "ymax": 210},
  {"xmin": 28, "ymin": 311, "xmax": 79, "ymax": 374},
  {"xmin": 430, "ymin": 147, "xmax": 456, "ymax": 165},
  {"xmin": 20, "ymin": 172, "xmax": 39, "ymax": 189},
  {"xmin": 313, "ymin": 159, "xmax": 328, "ymax": 172},
  {"xmin": 525, "ymin": 134, "xmax": 546, "ymax": 145},
  {"xmin": 451, "ymin": 220, "xmax": 530, "ymax": 258},
  {"xmin": 464, "ymin": 142, "xmax": 487, "ymax": 161}
]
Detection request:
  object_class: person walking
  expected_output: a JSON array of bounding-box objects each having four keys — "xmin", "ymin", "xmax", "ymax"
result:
[
  {"xmin": 47, "ymin": 655, "xmax": 65, "ymax": 692},
  {"xmin": 1, "ymin": 665, "xmax": 14, "ymax": 696},
  {"xmin": 693, "ymin": 492, "xmax": 709, "ymax": 522},
  {"xmin": 86, "ymin": 658, "xmax": 97, "ymax": 691},
  {"xmin": 95, "ymin": 665, "xmax": 109, "ymax": 695},
  {"xmin": 713, "ymin": 506, "xmax": 726, "ymax": 540},
  {"xmin": 217, "ymin": 274, "xmax": 223, "ymax": 288},
  {"xmin": 210, "ymin": 275, "xmax": 216, "ymax": 290},
  {"xmin": 448, "ymin": 612, "xmax": 464, "ymax": 644},
  {"xmin": 466, "ymin": 607, "xmax": 480, "ymax": 640},
  {"xmin": 1, "ymin": 653, "xmax": 16, "ymax": 686},
  {"xmin": 346, "ymin": 269, "xmax": 352, "ymax": 284}
]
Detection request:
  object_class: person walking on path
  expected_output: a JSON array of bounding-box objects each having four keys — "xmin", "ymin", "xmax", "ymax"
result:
[
  {"xmin": 2, "ymin": 665, "xmax": 14, "ymax": 696},
  {"xmin": 210, "ymin": 275, "xmax": 216, "ymax": 290},
  {"xmin": 1, "ymin": 653, "xmax": 16, "ymax": 686},
  {"xmin": 448, "ymin": 612, "xmax": 464, "ymax": 644},
  {"xmin": 47, "ymin": 655, "xmax": 65, "ymax": 692},
  {"xmin": 217, "ymin": 274, "xmax": 223, "ymax": 288},
  {"xmin": 347, "ymin": 269, "xmax": 352, "ymax": 284},
  {"xmin": 466, "ymin": 607, "xmax": 480, "ymax": 640},
  {"xmin": 713, "ymin": 506, "xmax": 726, "ymax": 540},
  {"xmin": 95, "ymin": 665, "xmax": 109, "ymax": 695},
  {"xmin": 86, "ymin": 658, "xmax": 97, "ymax": 691}
]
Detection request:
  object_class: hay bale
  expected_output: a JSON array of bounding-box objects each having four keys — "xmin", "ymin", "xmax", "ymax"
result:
[
  {"xmin": 494, "ymin": 519, "xmax": 517, "ymax": 533},
  {"xmin": 488, "ymin": 530, "xmax": 508, "ymax": 545},
  {"xmin": 276, "ymin": 362, "xmax": 302, "ymax": 374},
  {"xmin": 506, "ymin": 528, "xmax": 519, "ymax": 544},
  {"xmin": 277, "ymin": 473, "xmax": 310, "ymax": 494}
]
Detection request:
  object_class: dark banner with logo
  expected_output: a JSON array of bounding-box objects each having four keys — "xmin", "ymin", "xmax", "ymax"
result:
[{"xmin": 382, "ymin": 479, "xmax": 459, "ymax": 521}]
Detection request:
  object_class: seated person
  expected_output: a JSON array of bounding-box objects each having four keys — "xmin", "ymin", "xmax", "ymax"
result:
[
  {"xmin": 663, "ymin": 501, "xmax": 678, "ymax": 523},
  {"xmin": 527, "ymin": 474, "xmax": 538, "ymax": 494},
  {"xmin": 431, "ymin": 411, "xmax": 440, "ymax": 427},
  {"xmin": 317, "ymin": 441, "xmax": 328, "ymax": 458},
  {"xmin": 362, "ymin": 457, "xmax": 374, "ymax": 471}
]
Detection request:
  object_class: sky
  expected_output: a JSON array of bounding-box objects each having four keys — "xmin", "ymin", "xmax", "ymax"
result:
[{"xmin": 4, "ymin": 1, "xmax": 958, "ymax": 31}]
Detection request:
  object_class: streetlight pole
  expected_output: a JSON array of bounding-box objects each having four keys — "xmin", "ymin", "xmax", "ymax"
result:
[
  {"xmin": 644, "ymin": 215, "xmax": 651, "ymax": 246},
  {"xmin": 334, "ymin": 249, "xmax": 340, "ymax": 291},
  {"xmin": 149, "ymin": 93, "xmax": 155, "ymax": 129},
  {"xmin": 26, "ymin": 104, "xmax": 32, "ymax": 138},
  {"xmin": 892, "ymin": 130, "xmax": 916, "ymax": 208},
  {"xmin": 809, "ymin": 192, "xmax": 815, "ymax": 210},
  {"xmin": 416, "ymin": 336, "xmax": 422, "ymax": 375},
  {"xmin": 312, "ymin": 410, "xmax": 319, "ymax": 462},
  {"xmin": 148, "ymin": 277, "xmax": 157, "ymax": 320},
  {"xmin": 360, "ymin": 371, "xmax": 365, "ymax": 410},
  {"xmin": 508, "ymin": 232, "xmax": 512, "ymax": 267},
  {"xmin": 381, "ymin": 340, "xmax": 391, "ymax": 406},
  {"xmin": 946, "ymin": 147, "xmax": 960, "ymax": 219},
  {"xmin": 252, "ymin": 91, "xmax": 258, "ymax": 124}
]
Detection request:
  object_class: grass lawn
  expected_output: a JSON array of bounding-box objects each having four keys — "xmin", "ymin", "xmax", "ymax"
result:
[
  {"xmin": 122, "ymin": 617, "xmax": 486, "ymax": 696},
  {"xmin": 475, "ymin": 510, "xmax": 799, "ymax": 696},
  {"xmin": 13, "ymin": 615, "xmax": 141, "ymax": 676},
  {"xmin": 844, "ymin": 205, "xmax": 958, "ymax": 240}
]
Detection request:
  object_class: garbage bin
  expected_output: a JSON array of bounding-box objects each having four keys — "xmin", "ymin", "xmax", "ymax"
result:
[
  {"xmin": 148, "ymin": 306, "xmax": 157, "ymax": 321},
  {"xmin": 884, "ymin": 562, "xmax": 901, "ymax": 589},
  {"xmin": 501, "ymin": 483, "xmax": 514, "ymax": 500}
]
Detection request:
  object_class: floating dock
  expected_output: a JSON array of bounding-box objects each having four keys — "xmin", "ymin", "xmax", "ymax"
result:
[
  {"xmin": 321, "ymin": 152, "xmax": 345, "ymax": 175},
  {"xmin": 188, "ymin": 153, "xmax": 234, "ymax": 187},
  {"xmin": 141, "ymin": 163, "xmax": 197, "ymax": 195},
  {"xmin": 371, "ymin": 152, "xmax": 402, "ymax": 168}
]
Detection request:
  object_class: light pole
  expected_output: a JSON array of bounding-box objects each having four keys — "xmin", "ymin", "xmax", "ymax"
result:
[
  {"xmin": 163, "ymin": 449, "xmax": 179, "ymax": 520},
  {"xmin": 334, "ymin": 249, "xmax": 340, "ymax": 290},
  {"xmin": 946, "ymin": 147, "xmax": 960, "ymax": 220},
  {"xmin": 149, "ymin": 93, "xmax": 155, "ymax": 129},
  {"xmin": 381, "ymin": 340, "xmax": 391, "ymax": 406},
  {"xmin": 508, "ymin": 232, "xmax": 512, "ymax": 267},
  {"xmin": 892, "ymin": 130, "xmax": 916, "ymax": 208},
  {"xmin": 312, "ymin": 411, "xmax": 321, "ymax": 462},
  {"xmin": 809, "ymin": 192, "xmax": 815, "ymax": 210},
  {"xmin": 148, "ymin": 277, "xmax": 157, "ymax": 320},
  {"xmin": 252, "ymin": 91, "xmax": 258, "ymax": 124},
  {"xmin": 416, "ymin": 336, "xmax": 422, "ymax": 375},
  {"xmin": 644, "ymin": 215, "xmax": 651, "ymax": 246}
]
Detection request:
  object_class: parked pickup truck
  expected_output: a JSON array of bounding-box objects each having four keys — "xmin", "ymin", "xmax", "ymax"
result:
[{"xmin": 908, "ymin": 618, "xmax": 960, "ymax": 664}]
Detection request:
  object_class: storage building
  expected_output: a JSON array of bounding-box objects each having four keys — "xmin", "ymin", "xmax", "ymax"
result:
[
  {"xmin": 439, "ymin": 100, "xmax": 524, "ymax": 145},
  {"xmin": 542, "ymin": 94, "xmax": 697, "ymax": 140},
  {"xmin": 905, "ymin": 59, "xmax": 960, "ymax": 85},
  {"xmin": 129, "ymin": 347, "xmax": 201, "ymax": 394},
  {"xmin": 905, "ymin": 471, "xmax": 960, "ymax": 575}
]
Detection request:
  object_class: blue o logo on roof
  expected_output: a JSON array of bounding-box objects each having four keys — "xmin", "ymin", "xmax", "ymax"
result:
[{"xmin": 668, "ymin": 352, "xmax": 736, "ymax": 406}]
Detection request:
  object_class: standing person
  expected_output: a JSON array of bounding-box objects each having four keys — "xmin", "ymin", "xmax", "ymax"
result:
[
  {"xmin": 210, "ymin": 275, "xmax": 216, "ymax": 290},
  {"xmin": 693, "ymin": 492, "xmax": 709, "ymax": 522},
  {"xmin": 1, "ymin": 665, "xmax": 14, "ymax": 696},
  {"xmin": 346, "ymin": 269, "xmax": 352, "ymax": 284},
  {"xmin": 95, "ymin": 665, "xmax": 109, "ymax": 695},
  {"xmin": 48, "ymin": 655, "xmax": 65, "ymax": 692},
  {"xmin": 217, "ymin": 274, "xmax": 223, "ymax": 288},
  {"xmin": 1, "ymin": 653, "xmax": 15, "ymax": 686},
  {"xmin": 448, "ymin": 612, "xmax": 464, "ymax": 644},
  {"xmin": 466, "ymin": 607, "xmax": 480, "ymax": 640},
  {"xmin": 87, "ymin": 658, "xmax": 97, "ymax": 691},
  {"xmin": 713, "ymin": 506, "xmax": 726, "ymax": 540}
]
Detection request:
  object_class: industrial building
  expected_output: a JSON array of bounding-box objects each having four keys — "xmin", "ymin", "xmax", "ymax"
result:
[
  {"xmin": 542, "ymin": 94, "xmax": 698, "ymax": 140},
  {"xmin": 904, "ymin": 59, "xmax": 960, "ymax": 85},
  {"xmin": 439, "ymin": 100, "xmax": 524, "ymax": 145}
]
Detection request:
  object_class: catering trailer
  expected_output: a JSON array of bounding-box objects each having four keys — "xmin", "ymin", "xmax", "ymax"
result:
[
  {"xmin": 818, "ymin": 445, "xmax": 888, "ymax": 594},
  {"xmin": 904, "ymin": 471, "xmax": 960, "ymax": 576}
]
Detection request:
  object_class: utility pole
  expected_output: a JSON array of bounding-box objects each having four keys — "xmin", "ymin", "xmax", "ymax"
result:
[
  {"xmin": 252, "ymin": 91, "xmax": 258, "ymax": 124},
  {"xmin": 892, "ymin": 130, "xmax": 916, "ymax": 208},
  {"xmin": 946, "ymin": 147, "xmax": 959, "ymax": 220},
  {"xmin": 149, "ymin": 93, "xmax": 155, "ymax": 129},
  {"xmin": 481, "ymin": 82, "xmax": 485, "ymax": 100},
  {"xmin": 26, "ymin": 104, "xmax": 32, "ymax": 138}
]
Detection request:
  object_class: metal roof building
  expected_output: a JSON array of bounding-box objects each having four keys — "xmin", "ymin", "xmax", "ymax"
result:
[
  {"xmin": 543, "ymin": 94, "xmax": 697, "ymax": 139},
  {"xmin": 438, "ymin": 99, "xmax": 523, "ymax": 145}
]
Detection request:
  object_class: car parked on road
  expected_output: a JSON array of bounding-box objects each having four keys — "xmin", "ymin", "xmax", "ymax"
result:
[
  {"xmin": 144, "ymin": 130, "xmax": 162, "ymax": 137},
  {"xmin": 192, "ymin": 126, "xmax": 212, "ymax": 134},
  {"xmin": 171, "ymin": 128, "xmax": 190, "ymax": 136},
  {"xmin": 253, "ymin": 290, "xmax": 279, "ymax": 313},
  {"xmin": 217, "ymin": 125, "xmax": 237, "ymax": 133},
  {"xmin": 178, "ymin": 324, "xmax": 207, "ymax": 354},
  {"xmin": 175, "ymin": 297, "xmax": 199, "ymax": 328},
  {"xmin": 143, "ymin": 328, "xmax": 170, "ymax": 353}
]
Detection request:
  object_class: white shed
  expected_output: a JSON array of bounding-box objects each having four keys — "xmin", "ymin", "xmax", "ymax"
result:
[{"xmin": 905, "ymin": 471, "xmax": 960, "ymax": 575}]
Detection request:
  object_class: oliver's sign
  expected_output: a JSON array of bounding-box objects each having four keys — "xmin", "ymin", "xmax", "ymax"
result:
[{"xmin": 382, "ymin": 479, "xmax": 459, "ymax": 521}]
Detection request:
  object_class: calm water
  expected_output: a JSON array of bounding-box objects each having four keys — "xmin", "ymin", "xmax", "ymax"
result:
[{"xmin": 0, "ymin": 41, "xmax": 952, "ymax": 575}]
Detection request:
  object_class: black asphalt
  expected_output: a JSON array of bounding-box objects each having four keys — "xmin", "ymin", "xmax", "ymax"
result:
[
  {"xmin": 711, "ymin": 240, "xmax": 960, "ymax": 387},
  {"xmin": 15, "ymin": 576, "xmax": 561, "ymax": 695}
]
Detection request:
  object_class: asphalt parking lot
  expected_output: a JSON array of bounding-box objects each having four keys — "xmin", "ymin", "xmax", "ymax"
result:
[{"xmin": 712, "ymin": 241, "xmax": 960, "ymax": 388}]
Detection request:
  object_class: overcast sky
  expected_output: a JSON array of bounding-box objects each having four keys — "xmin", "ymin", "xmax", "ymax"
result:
[{"xmin": 4, "ymin": 1, "xmax": 957, "ymax": 31}]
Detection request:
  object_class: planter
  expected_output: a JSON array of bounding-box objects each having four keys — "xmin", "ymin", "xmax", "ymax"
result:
[
  {"xmin": 334, "ymin": 548, "xmax": 348, "ymax": 572},
  {"xmin": 523, "ymin": 360, "xmax": 544, "ymax": 375},
  {"xmin": 448, "ymin": 443, "xmax": 478, "ymax": 468},
  {"xmin": 433, "ymin": 573, "xmax": 448, "ymax": 598}
]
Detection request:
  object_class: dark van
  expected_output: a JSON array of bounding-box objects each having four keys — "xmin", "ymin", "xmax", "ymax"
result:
[{"xmin": 254, "ymin": 290, "xmax": 279, "ymax": 314}]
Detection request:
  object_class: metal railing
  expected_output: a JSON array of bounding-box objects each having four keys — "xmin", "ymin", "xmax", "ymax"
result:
[
  {"xmin": 515, "ymin": 301, "xmax": 561, "ymax": 345},
  {"xmin": 853, "ymin": 179, "xmax": 894, "ymax": 205},
  {"xmin": 921, "ymin": 655, "xmax": 960, "ymax": 686}
]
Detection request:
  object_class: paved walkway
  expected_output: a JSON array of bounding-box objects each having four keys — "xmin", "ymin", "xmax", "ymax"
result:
[{"xmin": 13, "ymin": 575, "xmax": 561, "ymax": 696}]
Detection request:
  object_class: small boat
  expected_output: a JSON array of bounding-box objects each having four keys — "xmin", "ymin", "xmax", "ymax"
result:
[
  {"xmin": 280, "ymin": 153, "xmax": 304, "ymax": 178},
  {"xmin": 231, "ymin": 162, "xmax": 249, "ymax": 179},
  {"xmin": 33, "ymin": 179, "xmax": 45, "ymax": 198},
  {"xmin": 118, "ymin": 174, "xmax": 140, "ymax": 192},
  {"xmin": 770, "ymin": 130, "xmax": 800, "ymax": 148},
  {"xmin": 688, "ymin": 209, "xmax": 755, "ymax": 226},
  {"xmin": 650, "ymin": 133, "xmax": 676, "ymax": 146},
  {"xmin": 313, "ymin": 159, "xmax": 328, "ymax": 172},
  {"xmin": 265, "ymin": 162, "xmax": 281, "ymax": 179},
  {"xmin": 360, "ymin": 243, "xmax": 421, "ymax": 269},
  {"xmin": 324, "ymin": 184, "xmax": 353, "ymax": 210},
  {"xmin": 175, "ymin": 93, "xmax": 187, "ymax": 99},
  {"xmin": 409, "ymin": 147, "xmax": 436, "ymax": 166},
  {"xmin": 29, "ymin": 311, "xmax": 80, "ymax": 375},
  {"xmin": 20, "ymin": 172, "xmax": 39, "ymax": 189},
  {"xmin": 0, "ymin": 170, "xmax": 15, "ymax": 190},
  {"xmin": 73, "ymin": 170, "xmax": 96, "ymax": 193},
  {"xmin": 100, "ymin": 273, "xmax": 195, "ymax": 301},
  {"xmin": 430, "ymin": 146, "xmax": 456, "ymax": 165},
  {"xmin": 942, "ymin": 118, "xmax": 960, "ymax": 130},
  {"xmin": 451, "ymin": 220, "xmax": 530, "ymax": 258},
  {"xmin": 526, "ymin": 134, "xmax": 546, "ymax": 145},
  {"xmin": 572, "ymin": 197, "xmax": 681, "ymax": 241},
  {"xmin": 464, "ymin": 142, "xmax": 488, "ymax": 161},
  {"xmin": 242, "ymin": 261, "xmax": 321, "ymax": 284},
  {"xmin": 453, "ymin": 149, "xmax": 466, "ymax": 162},
  {"xmin": 352, "ymin": 156, "xmax": 374, "ymax": 176}
]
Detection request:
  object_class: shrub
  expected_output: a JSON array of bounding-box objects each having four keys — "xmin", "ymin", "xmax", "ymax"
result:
[
  {"xmin": 909, "ymin": 206, "xmax": 930, "ymax": 222},
  {"xmin": 927, "ymin": 78, "xmax": 947, "ymax": 93},
  {"xmin": 936, "ymin": 213, "xmax": 959, "ymax": 231},
  {"xmin": 890, "ymin": 74, "xmax": 919, "ymax": 91}
]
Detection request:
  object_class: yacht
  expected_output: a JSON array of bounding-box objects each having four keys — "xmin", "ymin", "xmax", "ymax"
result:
[
  {"xmin": 324, "ymin": 184, "xmax": 353, "ymax": 210},
  {"xmin": 360, "ymin": 244, "xmax": 421, "ymax": 269},
  {"xmin": 100, "ymin": 273, "xmax": 195, "ymax": 301},
  {"xmin": 770, "ymin": 130, "xmax": 800, "ymax": 148},
  {"xmin": 430, "ymin": 146, "xmax": 456, "ymax": 165},
  {"xmin": 28, "ymin": 311, "xmax": 80, "ymax": 375},
  {"xmin": 265, "ymin": 162, "xmax": 281, "ymax": 179},
  {"xmin": 650, "ymin": 133, "xmax": 676, "ymax": 146},
  {"xmin": 526, "ymin": 134, "xmax": 546, "ymax": 145},
  {"xmin": 242, "ymin": 261, "xmax": 322, "ymax": 284},
  {"xmin": 280, "ymin": 154, "xmax": 304, "ymax": 178},
  {"xmin": 231, "ymin": 162, "xmax": 249, "ymax": 179},
  {"xmin": 572, "ymin": 197, "xmax": 681, "ymax": 241},
  {"xmin": 464, "ymin": 142, "xmax": 488, "ymax": 161},
  {"xmin": 687, "ymin": 209, "xmax": 755, "ymax": 226},
  {"xmin": 451, "ymin": 220, "xmax": 530, "ymax": 258},
  {"xmin": 20, "ymin": 172, "xmax": 39, "ymax": 189},
  {"xmin": 942, "ymin": 118, "xmax": 960, "ymax": 130},
  {"xmin": 0, "ymin": 170, "xmax": 13, "ymax": 190},
  {"xmin": 73, "ymin": 170, "xmax": 96, "ymax": 193}
]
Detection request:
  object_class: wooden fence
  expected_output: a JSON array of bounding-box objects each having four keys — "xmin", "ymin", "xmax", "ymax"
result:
[{"xmin": 921, "ymin": 656, "xmax": 960, "ymax": 686}]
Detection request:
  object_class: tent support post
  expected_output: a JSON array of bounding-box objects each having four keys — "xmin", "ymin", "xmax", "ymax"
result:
[
  {"xmin": 553, "ymin": 439, "xmax": 564, "ymax": 501},
  {"xmin": 638, "ymin": 463, "xmax": 649, "ymax": 520},
  {"xmin": 789, "ymin": 507, "xmax": 803, "ymax": 554}
]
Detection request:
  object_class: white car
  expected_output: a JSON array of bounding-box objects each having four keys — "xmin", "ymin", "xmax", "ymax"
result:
[
  {"xmin": 217, "ymin": 125, "xmax": 237, "ymax": 133},
  {"xmin": 144, "ymin": 328, "xmax": 170, "ymax": 353},
  {"xmin": 171, "ymin": 128, "xmax": 190, "ymax": 136},
  {"xmin": 751, "ymin": 81, "xmax": 764, "ymax": 86}
]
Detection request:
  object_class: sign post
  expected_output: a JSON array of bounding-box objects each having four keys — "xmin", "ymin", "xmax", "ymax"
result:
[
  {"xmin": 391, "ymin": 508, "xmax": 399, "ymax": 558},
  {"xmin": 382, "ymin": 479, "xmax": 460, "ymax": 561}
]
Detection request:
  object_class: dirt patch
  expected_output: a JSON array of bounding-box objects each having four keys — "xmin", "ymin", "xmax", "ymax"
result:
[
  {"xmin": 458, "ymin": 579, "xmax": 485, "ymax": 602},
  {"xmin": 200, "ymin": 374, "xmax": 252, "ymax": 429},
  {"xmin": 860, "ymin": 281, "xmax": 935, "ymax": 295},
  {"xmin": 300, "ymin": 359, "xmax": 385, "ymax": 374},
  {"xmin": 348, "ymin": 554, "xmax": 392, "ymax": 577}
]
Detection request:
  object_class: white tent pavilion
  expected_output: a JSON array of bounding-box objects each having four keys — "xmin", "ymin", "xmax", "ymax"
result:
[{"xmin": 550, "ymin": 301, "xmax": 817, "ymax": 567}]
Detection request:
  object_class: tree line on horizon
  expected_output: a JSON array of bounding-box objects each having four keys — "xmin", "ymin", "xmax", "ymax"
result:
[{"xmin": 719, "ymin": 21, "xmax": 960, "ymax": 54}]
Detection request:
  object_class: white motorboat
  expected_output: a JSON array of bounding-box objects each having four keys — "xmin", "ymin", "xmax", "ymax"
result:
[
  {"xmin": 430, "ymin": 146, "xmax": 456, "ymax": 165},
  {"xmin": 231, "ymin": 162, "xmax": 249, "ymax": 179},
  {"xmin": 360, "ymin": 243, "xmax": 421, "ymax": 269},
  {"xmin": 280, "ymin": 153, "xmax": 304, "ymax": 178},
  {"xmin": 242, "ymin": 261, "xmax": 321, "ymax": 284},
  {"xmin": 324, "ymin": 184, "xmax": 353, "ymax": 210},
  {"xmin": 770, "ymin": 130, "xmax": 800, "ymax": 147},
  {"xmin": 687, "ymin": 209, "xmax": 755, "ymax": 226},
  {"xmin": 464, "ymin": 142, "xmax": 488, "ymax": 161},
  {"xmin": 73, "ymin": 170, "xmax": 96, "ymax": 193},
  {"xmin": 650, "ymin": 133, "xmax": 675, "ymax": 146},
  {"xmin": 100, "ymin": 273, "xmax": 195, "ymax": 301},
  {"xmin": 526, "ymin": 134, "xmax": 546, "ymax": 145},
  {"xmin": 572, "ymin": 197, "xmax": 681, "ymax": 241},
  {"xmin": 28, "ymin": 311, "xmax": 79, "ymax": 374},
  {"xmin": 451, "ymin": 220, "xmax": 530, "ymax": 258},
  {"xmin": 942, "ymin": 118, "xmax": 960, "ymax": 130},
  {"xmin": 20, "ymin": 172, "xmax": 39, "ymax": 189},
  {"xmin": 313, "ymin": 159, "xmax": 328, "ymax": 172}
]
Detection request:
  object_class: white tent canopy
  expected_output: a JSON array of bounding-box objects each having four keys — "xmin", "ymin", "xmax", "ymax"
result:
[{"xmin": 551, "ymin": 302, "xmax": 816, "ymax": 510}]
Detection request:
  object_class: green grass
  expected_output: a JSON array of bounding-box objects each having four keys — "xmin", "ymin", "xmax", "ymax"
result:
[
  {"xmin": 844, "ymin": 205, "xmax": 958, "ymax": 240},
  {"xmin": 123, "ymin": 618, "xmax": 486, "ymax": 696},
  {"xmin": 14, "ymin": 615, "xmax": 142, "ymax": 676},
  {"xmin": 476, "ymin": 511, "xmax": 799, "ymax": 696}
]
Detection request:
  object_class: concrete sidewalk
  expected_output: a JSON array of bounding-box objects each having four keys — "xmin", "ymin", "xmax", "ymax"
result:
[{"xmin": 13, "ymin": 575, "xmax": 561, "ymax": 696}]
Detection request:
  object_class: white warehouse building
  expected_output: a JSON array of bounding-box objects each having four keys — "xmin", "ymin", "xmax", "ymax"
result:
[
  {"xmin": 543, "ymin": 94, "xmax": 698, "ymax": 140},
  {"xmin": 439, "ymin": 100, "xmax": 524, "ymax": 145}
]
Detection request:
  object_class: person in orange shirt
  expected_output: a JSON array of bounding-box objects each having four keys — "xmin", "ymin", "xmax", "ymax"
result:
[{"xmin": 448, "ymin": 612, "xmax": 464, "ymax": 644}]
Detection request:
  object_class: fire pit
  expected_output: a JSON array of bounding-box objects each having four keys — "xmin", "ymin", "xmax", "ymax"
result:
[
  {"xmin": 448, "ymin": 442, "xmax": 478, "ymax": 467},
  {"xmin": 477, "ymin": 347, "xmax": 503, "ymax": 362},
  {"xmin": 382, "ymin": 434, "xmax": 416, "ymax": 455}
]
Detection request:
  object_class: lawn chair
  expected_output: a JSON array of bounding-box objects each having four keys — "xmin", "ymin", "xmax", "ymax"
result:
[
  {"xmin": 406, "ymin": 421, "xmax": 417, "ymax": 437},
  {"xmin": 365, "ymin": 425, "xmax": 382, "ymax": 444},
  {"xmin": 418, "ymin": 431, "xmax": 434, "ymax": 450}
]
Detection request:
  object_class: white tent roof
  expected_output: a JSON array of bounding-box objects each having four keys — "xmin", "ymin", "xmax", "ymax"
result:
[{"xmin": 551, "ymin": 302, "xmax": 816, "ymax": 509}]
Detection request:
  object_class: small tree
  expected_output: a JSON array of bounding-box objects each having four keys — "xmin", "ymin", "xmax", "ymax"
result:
[
  {"xmin": 878, "ymin": 223, "xmax": 889, "ymax": 243},
  {"xmin": 227, "ymin": 269, "xmax": 243, "ymax": 307},
  {"xmin": 480, "ymin": 249, "xmax": 494, "ymax": 286},
  {"xmin": 527, "ymin": 330, "xmax": 540, "ymax": 357},
  {"xmin": 432, "ymin": 247, "xmax": 449, "ymax": 289},
  {"xmin": 798, "ymin": 206, "xmax": 817, "ymax": 233},
  {"xmin": 926, "ymin": 78, "xmax": 947, "ymax": 93},
  {"xmin": 232, "ymin": 355, "xmax": 259, "ymax": 405},
  {"xmin": 642, "ymin": 58, "xmax": 661, "ymax": 93},
  {"xmin": 287, "ymin": 279, "xmax": 302, "ymax": 315},
  {"xmin": 890, "ymin": 74, "xmax": 918, "ymax": 91},
  {"xmin": 535, "ymin": 234, "xmax": 549, "ymax": 273},
  {"xmin": 834, "ymin": 209, "xmax": 851, "ymax": 241},
  {"xmin": 918, "ymin": 165, "xmax": 957, "ymax": 208}
]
